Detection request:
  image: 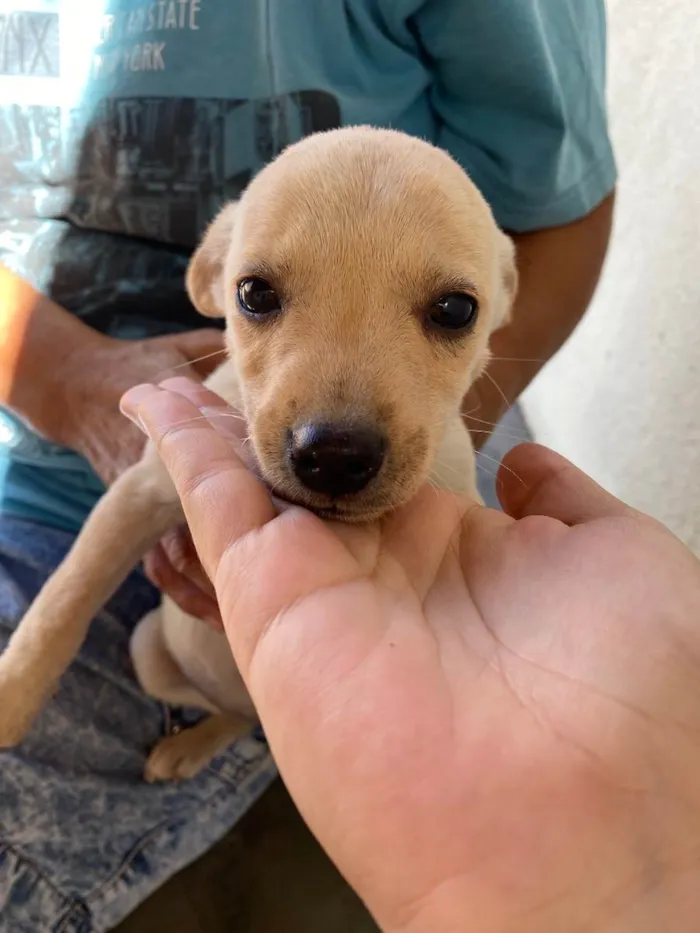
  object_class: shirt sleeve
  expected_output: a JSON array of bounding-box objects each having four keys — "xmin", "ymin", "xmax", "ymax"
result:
[{"xmin": 409, "ymin": 0, "xmax": 617, "ymax": 231}]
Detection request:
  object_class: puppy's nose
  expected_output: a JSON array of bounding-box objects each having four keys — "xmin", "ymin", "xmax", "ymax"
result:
[{"xmin": 288, "ymin": 422, "xmax": 386, "ymax": 498}]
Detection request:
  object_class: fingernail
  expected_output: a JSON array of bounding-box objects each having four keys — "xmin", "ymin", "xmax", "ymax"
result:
[
  {"xmin": 120, "ymin": 383, "xmax": 159, "ymax": 431},
  {"xmin": 158, "ymin": 376, "xmax": 202, "ymax": 396},
  {"xmin": 200, "ymin": 404, "xmax": 234, "ymax": 418}
]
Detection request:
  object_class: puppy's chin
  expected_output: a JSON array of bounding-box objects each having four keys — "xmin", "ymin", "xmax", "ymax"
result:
[
  {"xmin": 270, "ymin": 494, "xmax": 387, "ymax": 524},
  {"xmin": 271, "ymin": 494, "xmax": 394, "ymax": 524},
  {"xmin": 263, "ymin": 478, "xmax": 422, "ymax": 524}
]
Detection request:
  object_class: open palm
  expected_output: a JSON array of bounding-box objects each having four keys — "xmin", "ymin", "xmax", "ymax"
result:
[{"xmin": 123, "ymin": 378, "xmax": 700, "ymax": 933}]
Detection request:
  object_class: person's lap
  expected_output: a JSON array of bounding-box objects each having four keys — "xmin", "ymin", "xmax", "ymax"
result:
[{"xmin": 0, "ymin": 516, "xmax": 276, "ymax": 933}]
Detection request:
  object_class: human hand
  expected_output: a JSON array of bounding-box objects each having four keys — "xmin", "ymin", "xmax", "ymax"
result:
[
  {"xmin": 122, "ymin": 378, "xmax": 700, "ymax": 933},
  {"xmin": 57, "ymin": 329, "xmax": 223, "ymax": 484},
  {"xmin": 56, "ymin": 329, "xmax": 225, "ymax": 623}
]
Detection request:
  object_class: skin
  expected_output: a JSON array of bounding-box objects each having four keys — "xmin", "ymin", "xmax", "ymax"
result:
[
  {"xmin": 0, "ymin": 189, "xmax": 613, "ymax": 622},
  {"xmin": 464, "ymin": 192, "xmax": 616, "ymax": 445},
  {"xmin": 122, "ymin": 377, "xmax": 700, "ymax": 933}
]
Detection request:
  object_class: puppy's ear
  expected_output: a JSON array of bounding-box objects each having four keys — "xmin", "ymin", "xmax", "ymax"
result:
[
  {"xmin": 491, "ymin": 232, "xmax": 518, "ymax": 333},
  {"xmin": 186, "ymin": 202, "xmax": 238, "ymax": 318}
]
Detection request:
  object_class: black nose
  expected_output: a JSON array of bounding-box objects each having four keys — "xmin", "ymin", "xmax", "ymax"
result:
[{"xmin": 288, "ymin": 422, "xmax": 386, "ymax": 498}]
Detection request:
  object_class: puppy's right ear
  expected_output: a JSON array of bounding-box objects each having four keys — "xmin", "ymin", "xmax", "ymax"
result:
[{"xmin": 185, "ymin": 202, "xmax": 238, "ymax": 318}]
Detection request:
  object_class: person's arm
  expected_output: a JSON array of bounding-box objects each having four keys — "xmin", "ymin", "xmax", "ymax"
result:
[
  {"xmin": 0, "ymin": 262, "xmax": 223, "ymax": 476},
  {"xmin": 0, "ymin": 263, "xmax": 105, "ymax": 444},
  {"xmin": 409, "ymin": 0, "xmax": 617, "ymax": 442},
  {"xmin": 0, "ymin": 263, "xmax": 225, "ymax": 622},
  {"xmin": 463, "ymin": 191, "xmax": 615, "ymax": 441}
]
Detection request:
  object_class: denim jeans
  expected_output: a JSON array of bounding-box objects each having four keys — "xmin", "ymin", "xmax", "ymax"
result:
[{"xmin": 0, "ymin": 517, "xmax": 277, "ymax": 932}]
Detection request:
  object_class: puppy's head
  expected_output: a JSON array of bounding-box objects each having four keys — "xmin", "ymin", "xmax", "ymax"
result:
[{"xmin": 187, "ymin": 127, "xmax": 517, "ymax": 521}]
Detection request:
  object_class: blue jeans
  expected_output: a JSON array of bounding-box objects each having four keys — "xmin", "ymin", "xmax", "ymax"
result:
[{"xmin": 0, "ymin": 517, "xmax": 277, "ymax": 932}]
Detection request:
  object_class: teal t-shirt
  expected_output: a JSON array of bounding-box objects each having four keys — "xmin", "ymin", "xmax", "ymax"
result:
[{"xmin": 0, "ymin": 0, "xmax": 616, "ymax": 533}]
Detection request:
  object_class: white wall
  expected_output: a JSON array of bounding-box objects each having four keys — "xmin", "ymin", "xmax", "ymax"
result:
[{"xmin": 521, "ymin": 0, "xmax": 700, "ymax": 552}]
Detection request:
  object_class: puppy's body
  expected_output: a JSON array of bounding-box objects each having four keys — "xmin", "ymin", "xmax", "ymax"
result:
[{"xmin": 0, "ymin": 128, "xmax": 516, "ymax": 779}]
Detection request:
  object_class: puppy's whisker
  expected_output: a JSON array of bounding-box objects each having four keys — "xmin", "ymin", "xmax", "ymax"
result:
[
  {"xmin": 152, "ymin": 413, "xmax": 248, "ymax": 431},
  {"xmin": 152, "ymin": 347, "xmax": 228, "ymax": 381},
  {"xmin": 489, "ymin": 356, "xmax": 546, "ymax": 364},
  {"xmin": 425, "ymin": 480, "xmax": 443, "ymax": 503},
  {"xmin": 468, "ymin": 428, "xmax": 532, "ymax": 442},
  {"xmin": 203, "ymin": 411, "xmax": 248, "ymax": 423},
  {"xmin": 483, "ymin": 371, "xmax": 512, "ymax": 414},
  {"xmin": 476, "ymin": 449, "xmax": 526, "ymax": 487},
  {"xmin": 463, "ymin": 413, "xmax": 515, "ymax": 429},
  {"xmin": 462, "ymin": 398, "xmax": 493, "ymax": 419},
  {"xmin": 429, "ymin": 459, "xmax": 465, "ymax": 481},
  {"xmin": 475, "ymin": 461, "xmax": 497, "ymax": 481}
]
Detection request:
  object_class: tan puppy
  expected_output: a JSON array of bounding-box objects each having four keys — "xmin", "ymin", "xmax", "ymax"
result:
[{"xmin": 0, "ymin": 127, "xmax": 517, "ymax": 780}]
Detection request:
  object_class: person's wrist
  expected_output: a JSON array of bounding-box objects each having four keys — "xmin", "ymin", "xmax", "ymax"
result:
[
  {"xmin": 36, "ymin": 325, "xmax": 114, "ymax": 448},
  {"xmin": 0, "ymin": 275, "xmax": 107, "ymax": 445}
]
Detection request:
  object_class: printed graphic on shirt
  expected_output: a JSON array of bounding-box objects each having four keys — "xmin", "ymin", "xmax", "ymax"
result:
[
  {"xmin": 69, "ymin": 91, "xmax": 341, "ymax": 245},
  {"xmin": 0, "ymin": 8, "xmax": 60, "ymax": 77},
  {"xmin": 93, "ymin": 0, "xmax": 204, "ymax": 77},
  {"xmin": 0, "ymin": 0, "xmax": 341, "ymax": 334}
]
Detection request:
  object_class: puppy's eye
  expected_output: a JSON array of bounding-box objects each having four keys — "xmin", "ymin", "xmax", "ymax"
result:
[
  {"xmin": 237, "ymin": 277, "xmax": 281, "ymax": 316},
  {"xmin": 428, "ymin": 293, "xmax": 478, "ymax": 332}
]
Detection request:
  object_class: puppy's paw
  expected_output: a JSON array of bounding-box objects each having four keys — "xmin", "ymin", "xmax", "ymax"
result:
[
  {"xmin": 0, "ymin": 661, "xmax": 41, "ymax": 747},
  {"xmin": 145, "ymin": 730, "xmax": 215, "ymax": 783},
  {"xmin": 144, "ymin": 713, "xmax": 249, "ymax": 783}
]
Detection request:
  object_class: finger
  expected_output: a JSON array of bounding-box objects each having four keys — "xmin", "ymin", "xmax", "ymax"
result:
[
  {"xmin": 157, "ymin": 376, "xmax": 226, "ymax": 408},
  {"xmin": 157, "ymin": 376, "xmax": 249, "ymax": 447},
  {"xmin": 144, "ymin": 544, "xmax": 223, "ymax": 628},
  {"xmin": 498, "ymin": 443, "xmax": 631, "ymax": 525},
  {"xmin": 120, "ymin": 383, "xmax": 276, "ymax": 581},
  {"xmin": 171, "ymin": 328, "xmax": 227, "ymax": 377},
  {"xmin": 122, "ymin": 383, "xmax": 373, "ymax": 678}
]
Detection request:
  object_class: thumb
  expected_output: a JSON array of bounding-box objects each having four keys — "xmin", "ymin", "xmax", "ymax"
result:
[
  {"xmin": 498, "ymin": 443, "xmax": 631, "ymax": 525},
  {"xmin": 170, "ymin": 328, "xmax": 226, "ymax": 377}
]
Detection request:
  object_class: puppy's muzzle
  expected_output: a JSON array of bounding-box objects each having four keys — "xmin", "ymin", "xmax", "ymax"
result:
[{"xmin": 287, "ymin": 422, "xmax": 386, "ymax": 498}]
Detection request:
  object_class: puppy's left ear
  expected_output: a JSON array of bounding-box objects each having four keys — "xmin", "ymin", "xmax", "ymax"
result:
[
  {"xmin": 186, "ymin": 202, "xmax": 238, "ymax": 318},
  {"xmin": 491, "ymin": 232, "xmax": 518, "ymax": 333}
]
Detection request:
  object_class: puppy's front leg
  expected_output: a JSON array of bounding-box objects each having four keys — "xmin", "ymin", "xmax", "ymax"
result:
[{"xmin": 0, "ymin": 444, "xmax": 182, "ymax": 747}]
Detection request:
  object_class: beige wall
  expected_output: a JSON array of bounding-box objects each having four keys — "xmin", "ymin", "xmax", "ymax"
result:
[{"xmin": 522, "ymin": 0, "xmax": 700, "ymax": 552}]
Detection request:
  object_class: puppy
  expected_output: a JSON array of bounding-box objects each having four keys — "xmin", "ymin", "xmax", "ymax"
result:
[{"xmin": 0, "ymin": 127, "xmax": 517, "ymax": 780}]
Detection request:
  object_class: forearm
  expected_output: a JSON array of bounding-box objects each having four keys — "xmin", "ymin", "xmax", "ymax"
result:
[
  {"xmin": 463, "ymin": 191, "xmax": 615, "ymax": 444},
  {"xmin": 0, "ymin": 264, "xmax": 104, "ymax": 441}
]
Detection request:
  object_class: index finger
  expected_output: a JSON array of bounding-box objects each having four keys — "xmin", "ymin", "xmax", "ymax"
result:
[
  {"xmin": 122, "ymin": 382, "xmax": 369, "ymax": 680},
  {"xmin": 121, "ymin": 383, "xmax": 276, "ymax": 582}
]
